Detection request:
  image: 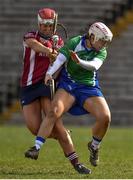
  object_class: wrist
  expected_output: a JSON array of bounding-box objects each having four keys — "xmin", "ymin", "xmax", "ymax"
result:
[
  {"xmin": 46, "ymin": 48, "xmax": 52, "ymax": 55},
  {"xmin": 76, "ymin": 56, "xmax": 80, "ymax": 64},
  {"xmin": 46, "ymin": 72, "xmax": 52, "ymax": 77}
]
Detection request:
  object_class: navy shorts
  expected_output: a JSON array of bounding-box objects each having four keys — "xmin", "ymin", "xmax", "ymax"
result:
[{"xmin": 20, "ymin": 80, "xmax": 51, "ymax": 106}]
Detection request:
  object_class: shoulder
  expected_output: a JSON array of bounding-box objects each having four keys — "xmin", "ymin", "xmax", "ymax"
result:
[
  {"xmin": 65, "ymin": 35, "xmax": 82, "ymax": 50},
  {"xmin": 69, "ymin": 35, "xmax": 82, "ymax": 44},
  {"xmin": 96, "ymin": 48, "xmax": 107, "ymax": 61},
  {"xmin": 99, "ymin": 48, "xmax": 107, "ymax": 56},
  {"xmin": 23, "ymin": 31, "xmax": 38, "ymax": 41}
]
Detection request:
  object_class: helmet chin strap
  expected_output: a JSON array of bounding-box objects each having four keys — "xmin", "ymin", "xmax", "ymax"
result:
[
  {"xmin": 38, "ymin": 31, "xmax": 53, "ymax": 39},
  {"xmin": 88, "ymin": 36, "xmax": 99, "ymax": 52}
]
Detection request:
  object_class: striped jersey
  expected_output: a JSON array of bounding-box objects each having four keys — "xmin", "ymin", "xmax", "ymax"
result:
[
  {"xmin": 21, "ymin": 31, "xmax": 63, "ymax": 87},
  {"xmin": 59, "ymin": 35, "xmax": 107, "ymax": 86}
]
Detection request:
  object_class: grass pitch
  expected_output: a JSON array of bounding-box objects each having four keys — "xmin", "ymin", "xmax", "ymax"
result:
[{"xmin": 0, "ymin": 125, "xmax": 133, "ymax": 179}]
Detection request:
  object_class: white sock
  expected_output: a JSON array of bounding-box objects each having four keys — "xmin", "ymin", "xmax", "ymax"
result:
[{"xmin": 91, "ymin": 137, "xmax": 102, "ymax": 150}]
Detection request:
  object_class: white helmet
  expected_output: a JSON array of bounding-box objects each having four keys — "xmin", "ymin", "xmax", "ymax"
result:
[{"xmin": 88, "ymin": 22, "xmax": 113, "ymax": 43}]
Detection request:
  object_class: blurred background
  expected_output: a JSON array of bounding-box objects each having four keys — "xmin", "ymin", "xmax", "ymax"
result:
[{"xmin": 0, "ymin": 0, "xmax": 133, "ymax": 126}]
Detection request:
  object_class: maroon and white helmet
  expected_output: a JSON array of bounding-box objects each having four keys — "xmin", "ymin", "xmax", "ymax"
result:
[
  {"xmin": 88, "ymin": 22, "xmax": 113, "ymax": 42},
  {"xmin": 38, "ymin": 8, "xmax": 58, "ymax": 33}
]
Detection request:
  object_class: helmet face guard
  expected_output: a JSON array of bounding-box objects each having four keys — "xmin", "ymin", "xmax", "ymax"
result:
[
  {"xmin": 38, "ymin": 8, "xmax": 58, "ymax": 34},
  {"xmin": 88, "ymin": 22, "xmax": 113, "ymax": 44}
]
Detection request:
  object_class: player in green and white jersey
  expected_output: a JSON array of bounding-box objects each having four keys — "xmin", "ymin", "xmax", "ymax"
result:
[
  {"xmin": 60, "ymin": 35, "xmax": 107, "ymax": 87},
  {"xmin": 31, "ymin": 22, "xmax": 113, "ymax": 168}
]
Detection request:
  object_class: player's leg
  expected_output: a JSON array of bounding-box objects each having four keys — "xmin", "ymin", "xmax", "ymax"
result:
[
  {"xmin": 84, "ymin": 96, "xmax": 111, "ymax": 141},
  {"xmin": 41, "ymin": 93, "xmax": 91, "ymax": 174},
  {"xmin": 41, "ymin": 97, "xmax": 90, "ymax": 173},
  {"xmin": 36, "ymin": 89, "xmax": 75, "ymax": 140},
  {"xmin": 23, "ymin": 100, "xmax": 44, "ymax": 160},
  {"xmin": 25, "ymin": 90, "xmax": 74, "ymax": 156},
  {"xmin": 25, "ymin": 92, "xmax": 91, "ymax": 174},
  {"xmin": 83, "ymin": 96, "xmax": 111, "ymax": 166},
  {"xmin": 23, "ymin": 99, "xmax": 42, "ymax": 135},
  {"xmin": 52, "ymin": 119, "xmax": 91, "ymax": 174}
]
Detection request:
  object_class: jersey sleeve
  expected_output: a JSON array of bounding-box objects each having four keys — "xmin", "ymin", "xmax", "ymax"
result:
[
  {"xmin": 95, "ymin": 48, "xmax": 107, "ymax": 62},
  {"xmin": 23, "ymin": 31, "xmax": 36, "ymax": 41}
]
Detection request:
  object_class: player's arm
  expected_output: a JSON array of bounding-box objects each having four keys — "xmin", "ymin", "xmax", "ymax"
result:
[
  {"xmin": 45, "ymin": 37, "xmax": 74, "ymax": 84},
  {"xmin": 70, "ymin": 51, "xmax": 103, "ymax": 71},
  {"xmin": 45, "ymin": 53, "xmax": 67, "ymax": 84},
  {"xmin": 25, "ymin": 38, "xmax": 58, "ymax": 64},
  {"xmin": 25, "ymin": 38, "xmax": 53, "ymax": 55}
]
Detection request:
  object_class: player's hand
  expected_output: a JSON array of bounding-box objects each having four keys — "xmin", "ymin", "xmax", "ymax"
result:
[
  {"xmin": 47, "ymin": 49, "xmax": 58, "ymax": 64},
  {"xmin": 69, "ymin": 50, "xmax": 80, "ymax": 64},
  {"xmin": 48, "ymin": 52, "xmax": 58, "ymax": 64},
  {"xmin": 45, "ymin": 74, "xmax": 52, "ymax": 85}
]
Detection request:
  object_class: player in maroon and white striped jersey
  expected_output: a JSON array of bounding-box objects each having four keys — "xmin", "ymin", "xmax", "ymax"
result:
[
  {"xmin": 20, "ymin": 8, "xmax": 90, "ymax": 174},
  {"xmin": 21, "ymin": 30, "xmax": 63, "ymax": 86}
]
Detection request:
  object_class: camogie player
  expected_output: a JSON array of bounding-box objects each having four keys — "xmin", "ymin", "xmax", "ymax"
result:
[
  {"xmin": 21, "ymin": 8, "xmax": 91, "ymax": 174},
  {"xmin": 29, "ymin": 21, "xmax": 113, "ymax": 167}
]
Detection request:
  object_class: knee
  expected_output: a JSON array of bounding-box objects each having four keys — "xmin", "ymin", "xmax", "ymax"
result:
[
  {"xmin": 48, "ymin": 108, "xmax": 61, "ymax": 120},
  {"xmin": 101, "ymin": 112, "xmax": 111, "ymax": 126},
  {"xmin": 97, "ymin": 112, "xmax": 111, "ymax": 126}
]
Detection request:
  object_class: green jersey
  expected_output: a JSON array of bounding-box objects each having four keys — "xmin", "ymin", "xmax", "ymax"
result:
[{"xmin": 59, "ymin": 35, "xmax": 107, "ymax": 86}]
